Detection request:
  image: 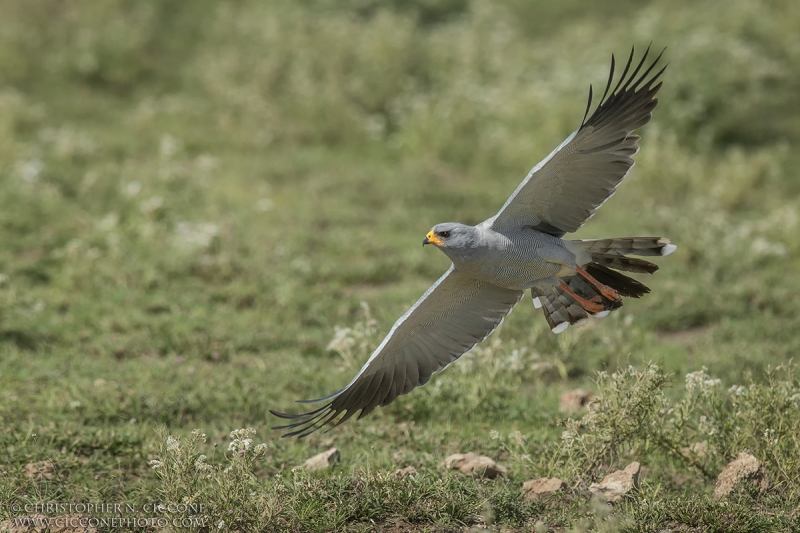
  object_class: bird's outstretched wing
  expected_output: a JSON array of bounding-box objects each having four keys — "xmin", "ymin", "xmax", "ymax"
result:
[
  {"xmin": 270, "ymin": 267, "xmax": 523, "ymax": 437},
  {"xmin": 490, "ymin": 46, "xmax": 667, "ymax": 236}
]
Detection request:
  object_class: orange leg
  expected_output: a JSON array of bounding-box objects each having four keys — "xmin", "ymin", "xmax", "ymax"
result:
[
  {"xmin": 576, "ymin": 265, "xmax": 621, "ymax": 302},
  {"xmin": 558, "ymin": 281, "xmax": 605, "ymax": 314}
]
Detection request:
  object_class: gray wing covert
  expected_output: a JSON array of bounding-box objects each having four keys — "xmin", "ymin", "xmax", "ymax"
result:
[
  {"xmin": 271, "ymin": 267, "xmax": 523, "ymax": 437},
  {"xmin": 490, "ymin": 46, "xmax": 666, "ymax": 236}
]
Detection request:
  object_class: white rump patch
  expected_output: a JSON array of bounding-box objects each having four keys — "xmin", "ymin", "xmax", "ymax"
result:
[
  {"xmin": 593, "ymin": 310, "xmax": 610, "ymax": 318},
  {"xmin": 658, "ymin": 239, "xmax": 677, "ymax": 256},
  {"xmin": 574, "ymin": 318, "xmax": 589, "ymax": 328},
  {"xmin": 532, "ymin": 297, "xmax": 542, "ymax": 309},
  {"xmin": 551, "ymin": 322, "xmax": 569, "ymax": 334}
]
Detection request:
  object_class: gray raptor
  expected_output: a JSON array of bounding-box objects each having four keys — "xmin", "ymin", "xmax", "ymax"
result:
[{"xmin": 272, "ymin": 46, "xmax": 675, "ymax": 437}]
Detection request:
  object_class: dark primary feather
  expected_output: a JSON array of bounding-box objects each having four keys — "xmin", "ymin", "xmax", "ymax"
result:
[
  {"xmin": 491, "ymin": 45, "xmax": 667, "ymax": 236},
  {"xmin": 270, "ymin": 269, "xmax": 523, "ymax": 438},
  {"xmin": 583, "ymin": 45, "xmax": 667, "ymax": 130}
]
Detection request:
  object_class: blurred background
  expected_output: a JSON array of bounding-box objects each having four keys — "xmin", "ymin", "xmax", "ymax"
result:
[{"xmin": 0, "ymin": 0, "xmax": 799, "ymax": 520}]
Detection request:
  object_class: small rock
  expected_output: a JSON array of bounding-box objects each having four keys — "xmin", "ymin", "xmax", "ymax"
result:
[
  {"xmin": 713, "ymin": 452, "xmax": 768, "ymax": 500},
  {"xmin": 589, "ymin": 461, "xmax": 640, "ymax": 502},
  {"xmin": 23, "ymin": 460, "xmax": 56, "ymax": 480},
  {"xmin": 301, "ymin": 447, "xmax": 340, "ymax": 472},
  {"xmin": 392, "ymin": 466, "xmax": 417, "ymax": 478},
  {"xmin": 442, "ymin": 452, "xmax": 506, "ymax": 479},
  {"xmin": 521, "ymin": 477, "xmax": 566, "ymax": 501},
  {"xmin": 559, "ymin": 389, "xmax": 595, "ymax": 412}
]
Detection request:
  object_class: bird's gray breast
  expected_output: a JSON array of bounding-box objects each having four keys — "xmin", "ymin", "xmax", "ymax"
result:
[{"xmin": 449, "ymin": 228, "xmax": 573, "ymax": 290}]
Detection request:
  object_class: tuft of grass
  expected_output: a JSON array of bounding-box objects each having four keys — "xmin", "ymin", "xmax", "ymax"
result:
[
  {"xmin": 141, "ymin": 363, "xmax": 800, "ymax": 530},
  {"xmin": 149, "ymin": 428, "xmax": 271, "ymax": 532}
]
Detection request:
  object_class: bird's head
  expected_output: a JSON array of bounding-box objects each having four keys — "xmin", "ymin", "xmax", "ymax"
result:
[{"xmin": 422, "ymin": 223, "xmax": 476, "ymax": 255}]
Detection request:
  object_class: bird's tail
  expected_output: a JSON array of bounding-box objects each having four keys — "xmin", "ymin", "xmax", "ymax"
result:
[{"xmin": 533, "ymin": 237, "xmax": 675, "ymax": 333}]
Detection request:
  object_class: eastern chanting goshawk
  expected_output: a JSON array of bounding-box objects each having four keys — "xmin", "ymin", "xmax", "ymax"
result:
[{"xmin": 272, "ymin": 46, "xmax": 675, "ymax": 437}]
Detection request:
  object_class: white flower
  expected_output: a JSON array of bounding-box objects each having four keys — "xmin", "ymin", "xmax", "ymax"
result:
[
  {"xmin": 228, "ymin": 427, "xmax": 255, "ymax": 439},
  {"xmin": 325, "ymin": 302, "xmax": 379, "ymax": 368},
  {"xmin": 685, "ymin": 367, "xmax": 721, "ymax": 395},
  {"xmin": 697, "ymin": 415, "xmax": 716, "ymax": 435},
  {"xmin": 191, "ymin": 429, "xmax": 207, "ymax": 442},
  {"xmin": 227, "ymin": 428, "xmax": 257, "ymax": 453},
  {"xmin": 148, "ymin": 460, "xmax": 163, "ymax": 470},
  {"xmin": 166, "ymin": 436, "xmax": 180, "ymax": 452},
  {"xmin": 217, "ymin": 520, "xmax": 225, "ymax": 529},
  {"xmin": 194, "ymin": 455, "xmax": 213, "ymax": 472},
  {"xmin": 326, "ymin": 326, "xmax": 355, "ymax": 353},
  {"xmin": 508, "ymin": 430, "xmax": 525, "ymax": 445},
  {"xmin": 489, "ymin": 430, "xmax": 499, "ymax": 440},
  {"xmin": 228, "ymin": 439, "xmax": 253, "ymax": 452},
  {"xmin": 728, "ymin": 385, "xmax": 746, "ymax": 397}
]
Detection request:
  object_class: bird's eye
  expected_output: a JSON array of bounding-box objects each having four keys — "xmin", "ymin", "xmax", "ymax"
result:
[{"xmin": 439, "ymin": 231, "xmax": 451, "ymax": 239}]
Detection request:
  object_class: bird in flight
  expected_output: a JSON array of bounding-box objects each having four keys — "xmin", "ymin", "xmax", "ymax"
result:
[{"xmin": 272, "ymin": 46, "xmax": 674, "ymax": 437}]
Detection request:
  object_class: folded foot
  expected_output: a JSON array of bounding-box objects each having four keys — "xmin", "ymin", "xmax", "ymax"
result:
[
  {"xmin": 576, "ymin": 265, "xmax": 621, "ymax": 302},
  {"xmin": 558, "ymin": 281, "xmax": 605, "ymax": 314}
]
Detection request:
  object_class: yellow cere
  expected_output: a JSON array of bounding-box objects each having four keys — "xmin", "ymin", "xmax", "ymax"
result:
[{"xmin": 425, "ymin": 231, "xmax": 444, "ymax": 246}]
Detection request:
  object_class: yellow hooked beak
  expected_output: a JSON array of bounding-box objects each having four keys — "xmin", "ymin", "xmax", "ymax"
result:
[{"xmin": 422, "ymin": 231, "xmax": 444, "ymax": 246}]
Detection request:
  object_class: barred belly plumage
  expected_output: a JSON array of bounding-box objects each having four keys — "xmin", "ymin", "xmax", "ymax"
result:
[{"xmin": 450, "ymin": 227, "xmax": 577, "ymax": 291}]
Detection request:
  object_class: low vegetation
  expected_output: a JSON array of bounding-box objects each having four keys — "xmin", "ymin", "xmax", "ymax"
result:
[{"xmin": 1, "ymin": 0, "xmax": 799, "ymax": 531}]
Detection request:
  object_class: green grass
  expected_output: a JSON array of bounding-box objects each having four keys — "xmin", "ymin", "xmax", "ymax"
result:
[{"xmin": 1, "ymin": 0, "xmax": 800, "ymax": 531}]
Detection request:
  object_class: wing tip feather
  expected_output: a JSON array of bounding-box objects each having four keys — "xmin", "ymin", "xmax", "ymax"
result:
[{"xmin": 582, "ymin": 44, "xmax": 667, "ymax": 131}]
